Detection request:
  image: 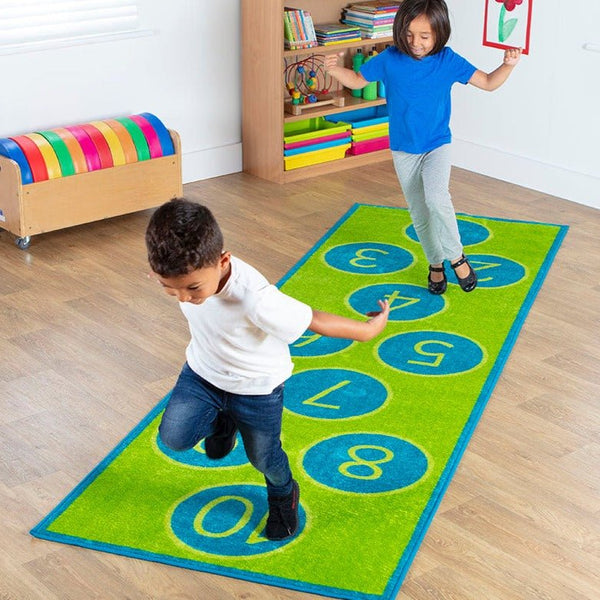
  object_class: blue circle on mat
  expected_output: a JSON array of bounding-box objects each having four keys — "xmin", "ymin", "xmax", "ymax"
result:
[
  {"xmin": 285, "ymin": 369, "xmax": 388, "ymax": 420},
  {"xmin": 290, "ymin": 331, "xmax": 353, "ymax": 357},
  {"xmin": 349, "ymin": 283, "xmax": 445, "ymax": 322},
  {"xmin": 406, "ymin": 219, "xmax": 490, "ymax": 247},
  {"xmin": 156, "ymin": 432, "xmax": 249, "ymax": 468},
  {"xmin": 324, "ymin": 242, "xmax": 413, "ymax": 274},
  {"xmin": 303, "ymin": 433, "xmax": 429, "ymax": 494},
  {"xmin": 378, "ymin": 331, "xmax": 484, "ymax": 376},
  {"xmin": 170, "ymin": 484, "xmax": 305, "ymax": 556},
  {"xmin": 449, "ymin": 254, "xmax": 526, "ymax": 288}
]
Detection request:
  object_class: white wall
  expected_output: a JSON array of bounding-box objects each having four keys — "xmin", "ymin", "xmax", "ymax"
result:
[
  {"xmin": 2, "ymin": 1, "xmax": 598, "ymax": 210},
  {"xmin": 0, "ymin": 0, "xmax": 242, "ymax": 184},
  {"xmin": 446, "ymin": 0, "xmax": 600, "ymax": 209}
]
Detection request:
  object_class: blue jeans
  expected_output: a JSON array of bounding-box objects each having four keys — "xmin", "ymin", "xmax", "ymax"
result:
[{"xmin": 159, "ymin": 362, "xmax": 293, "ymax": 497}]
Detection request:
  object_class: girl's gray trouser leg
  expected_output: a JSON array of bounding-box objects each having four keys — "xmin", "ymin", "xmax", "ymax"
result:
[{"xmin": 392, "ymin": 145, "xmax": 463, "ymax": 265}]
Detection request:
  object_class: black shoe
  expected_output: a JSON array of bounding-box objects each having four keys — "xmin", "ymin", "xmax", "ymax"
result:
[
  {"xmin": 427, "ymin": 264, "xmax": 447, "ymax": 295},
  {"xmin": 265, "ymin": 480, "xmax": 299, "ymax": 541},
  {"xmin": 451, "ymin": 254, "xmax": 477, "ymax": 292},
  {"xmin": 204, "ymin": 412, "xmax": 237, "ymax": 459}
]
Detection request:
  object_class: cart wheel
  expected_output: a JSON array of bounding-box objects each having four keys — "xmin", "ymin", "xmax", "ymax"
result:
[{"xmin": 15, "ymin": 236, "xmax": 31, "ymax": 250}]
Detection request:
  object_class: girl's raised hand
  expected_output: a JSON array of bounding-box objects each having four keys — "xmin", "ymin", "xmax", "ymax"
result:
[{"xmin": 503, "ymin": 47, "xmax": 522, "ymax": 66}]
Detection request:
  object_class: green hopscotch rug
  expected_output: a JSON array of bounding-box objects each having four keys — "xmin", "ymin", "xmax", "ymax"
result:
[{"xmin": 31, "ymin": 204, "xmax": 568, "ymax": 600}]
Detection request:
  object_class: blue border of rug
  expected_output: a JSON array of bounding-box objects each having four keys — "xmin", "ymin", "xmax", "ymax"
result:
[{"xmin": 31, "ymin": 204, "xmax": 568, "ymax": 600}]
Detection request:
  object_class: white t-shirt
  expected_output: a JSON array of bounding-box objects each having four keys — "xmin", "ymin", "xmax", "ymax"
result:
[{"xmin": 180, "ymin": 256, "xmax": 313, "ymax": 394}]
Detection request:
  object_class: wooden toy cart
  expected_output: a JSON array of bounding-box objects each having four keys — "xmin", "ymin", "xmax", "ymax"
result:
[{"xmin": 0, "ymin": 130, "xmax": 182, "ymax": 249}]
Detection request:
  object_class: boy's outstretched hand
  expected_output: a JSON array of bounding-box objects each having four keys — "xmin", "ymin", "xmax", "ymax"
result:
[
  {"xmin": 503, "ymin": 47, "xmax": 522, "ymax": 66},
  {"xmin": 364, "ymin": 299, "xmax": 390, "ymax": 337},
  {"xmin": 309, "ymin": 299, "xmax": 390, "ymax": 343}
]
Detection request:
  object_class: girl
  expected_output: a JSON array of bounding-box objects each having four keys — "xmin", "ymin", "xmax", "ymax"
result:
[{"xmin": 324, "ymin": 0, "xmax": 521, "ymax": 294}]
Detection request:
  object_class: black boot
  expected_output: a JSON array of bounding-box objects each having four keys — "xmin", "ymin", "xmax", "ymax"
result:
[{"xmin": 265, "ymin": 480, "xmax": 299, "ymax": 540}]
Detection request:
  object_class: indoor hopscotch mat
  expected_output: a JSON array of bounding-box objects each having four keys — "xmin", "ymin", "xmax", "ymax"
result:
[{"xmin": 31, "ymin": 204, "xmax": 568, "ymax": 600}]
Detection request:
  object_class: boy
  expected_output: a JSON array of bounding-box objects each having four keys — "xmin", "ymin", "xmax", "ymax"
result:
[{"xmin": 145, "ymin": 198, "xmax": 389, "ymax": 540}]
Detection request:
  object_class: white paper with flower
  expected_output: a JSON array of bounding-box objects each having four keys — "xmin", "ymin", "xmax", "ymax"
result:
[{"xmin": 483, "ymin": 0, "xmax": 533, "ymax": 55}]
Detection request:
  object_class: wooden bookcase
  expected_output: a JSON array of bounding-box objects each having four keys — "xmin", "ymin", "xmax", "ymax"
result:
[{"xmin": 241, "ymin": 0, "xmax": 393, "ymax": 184}]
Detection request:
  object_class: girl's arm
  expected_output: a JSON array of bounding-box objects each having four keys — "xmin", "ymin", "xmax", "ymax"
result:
[
  {"xmin": 309, "ymin": 299, "xmax": 390, "ymax": 342},
  {"xmin": 323, "ymin": 52, "xmax": 369, "ymax": 90},
  {"xmin": 469, "ymin": 47, "xmax": 522, "ymax": 91}
]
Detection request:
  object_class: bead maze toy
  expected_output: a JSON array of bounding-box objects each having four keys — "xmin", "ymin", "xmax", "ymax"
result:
[
  {"xmin": 0, "ymin": 113, "xmax": 182, "ymax": 249},
  {"xmin": 284, "ymin": 54, "xmax": 345, "ymax": 116}
]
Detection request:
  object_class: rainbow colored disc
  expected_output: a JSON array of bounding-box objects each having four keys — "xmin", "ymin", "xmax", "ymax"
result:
[
  {"xmin": 38, "ymin": 130, "xmax": 76, "ymax": 177},
  {"xmin": 79, "ymin": 124, "xmax": 114, "ymax": 169},
  {"xmin": 10, "ymin": 135, "xmax": 49, "ymax": 182},
  {"xmin": 128, "ymin": 114, "xmax": 163, "ymax": 158},
  {"xmin": 51, "ymin": 128, "xmax": 89, "ymax": 174},
  {"xmin": 0, "ymin": 137, "xmax": 34, "ymax": 184},
  {"xmin": 138, "ymin": 112, "xmax": 175, "ymax": 156},
  {"xmin": 89, "ymin": 120, "xmax": 126, "ymax": 166},
  {"xmin": 24, "ymin": 133, "xmax": 62, "ymax": 179},
  {"xmin": 102, "ymin": 119, "xmax": 139, "ymax": 164},
  {"xmin": 114, "ymin": 117, "xmax": 150, "ymax": 161},
  {"xmin": 65, "ymin": 126, "xmax": 102, "ymax": 172}
]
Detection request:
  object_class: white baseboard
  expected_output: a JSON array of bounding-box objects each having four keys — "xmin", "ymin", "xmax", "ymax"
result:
[
  {"xmin": 181, "ymin": 143, "xmax": 242, "ymax": 184},
  {"xmin": 452, "ymin": 139, "xmax": 600, "ymax": 211}
]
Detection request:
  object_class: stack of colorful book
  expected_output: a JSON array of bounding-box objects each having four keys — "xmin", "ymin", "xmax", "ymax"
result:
[
  {"xmin": 342, "ymin": 1, "xmax": 401, "ymax": 39},
  {"xmin": 314, "ymin": 23, "xmax": 362, "ymax": 46},
  {"xmin": 284, "ymin": 7, "xmax": 318, "ymax": 50}
]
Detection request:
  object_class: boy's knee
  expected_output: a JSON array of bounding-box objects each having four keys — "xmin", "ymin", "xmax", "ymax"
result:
[{"xmin": 158, "ymin": 425, "xmax": 196, "ymax": 452}]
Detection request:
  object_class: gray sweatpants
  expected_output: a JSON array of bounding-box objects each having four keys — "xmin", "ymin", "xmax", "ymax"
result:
[{"xmin": 392, "ymin": 144, "xmax": 463, "ymax": 265}]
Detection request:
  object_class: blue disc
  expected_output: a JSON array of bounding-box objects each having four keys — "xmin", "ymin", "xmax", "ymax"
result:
[
  {"xmin": 137, "ymin": 112, "xmax": 175, "ymax": 156},
  {"xmin": 0, "ymin": 137, "xmax": 34, "ymax": 184}
]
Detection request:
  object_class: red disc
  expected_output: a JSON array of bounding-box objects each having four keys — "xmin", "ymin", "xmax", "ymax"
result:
[
  {"xmin": 10, "ymin": 135, "xmax": 49, "ymax": 182},
  {"xmin": 65, "ymin": 126, "xmax": 102, "ymax": 171},
  {"xmin": 79, "ymin": 124, "xmax": 114, "ymax": 169},
  {"xmin": 128, "ymin": 114, "xmax": 163, "ymax": 158}
]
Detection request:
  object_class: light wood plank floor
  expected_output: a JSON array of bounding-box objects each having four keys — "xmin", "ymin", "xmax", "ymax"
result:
[{"xmin": 1, "ymin": 162, "xmax": 598, "ymax": 600}]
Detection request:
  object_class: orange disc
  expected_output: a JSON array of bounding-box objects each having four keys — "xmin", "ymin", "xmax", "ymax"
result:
[
  {"xmin": 102, "ymin": 119, "xmax": 139, "ymax": 164},
  {"xmin": 51, "ymin": 127, "xmax": 89, "ymax": 174}
]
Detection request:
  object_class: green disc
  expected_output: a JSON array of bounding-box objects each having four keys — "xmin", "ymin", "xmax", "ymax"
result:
[
  {"xmin": 38, "ymin": 130, "xmax": 76, "ymax": 177},
  {"xmin": 114, "ymin": 117, "xmax": 151, "ymax": 161}
]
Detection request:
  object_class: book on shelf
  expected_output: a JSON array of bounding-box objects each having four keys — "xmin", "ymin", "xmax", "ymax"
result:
[
  {"xmin": 284, "ymin": 7, "xmax": 318, "ymax": 50},
  {"xmin": 346, "ymin": 1, "xmax": 402, "ymax": 13},
  {"xmin": 314, "ymin": 22, "xmax": 362, "ymax": 35},
  {"xmin": 343, "ymin": 11, "xmax": 395, "ymax": 25},
  {"xmin": 343, "ymin": 19, "xmax": 394, "ymax": 30},
  {"xmin": 314, "ymin": 22, "xmax": 361, "ymax": 45}
]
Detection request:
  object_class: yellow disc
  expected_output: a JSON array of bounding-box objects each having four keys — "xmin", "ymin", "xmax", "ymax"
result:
[
  {"xmin": 24, "ymin": 133, "xmax": 62, "ymax": 179},
  {"xmin": 89, "ymin": 120, "xmax": 126, "ymax": 166}
]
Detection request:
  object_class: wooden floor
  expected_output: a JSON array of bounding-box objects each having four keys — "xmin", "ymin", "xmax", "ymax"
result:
[{"xmin": 1, "ymin": 161, "xmax": 598, "ymax": 600}]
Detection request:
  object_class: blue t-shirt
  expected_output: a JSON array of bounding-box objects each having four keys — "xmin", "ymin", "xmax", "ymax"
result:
[{"xmin": 360, "ymin": 46, "xmax": 476, "ymax": 154}]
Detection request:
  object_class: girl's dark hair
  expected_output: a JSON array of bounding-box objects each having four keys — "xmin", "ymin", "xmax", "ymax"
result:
[
  {"xmin": 145, "ymin": 198, "xmax": 224, "ymax": 277},
  {"xmin": 393, "ymin": 0, "xmax": 451, "ymax": 58}
]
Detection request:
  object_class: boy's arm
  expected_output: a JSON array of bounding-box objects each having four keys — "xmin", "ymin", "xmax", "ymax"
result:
[
  {"xmin": 308, "ymin": 299, "xmax": 389, "ymax": 342},
  {"xmin": 323, "ymin": 52, "xmax": 369, "ymax": 90},
  {"xmin": 469, "ymin": 47, "xmax": 522, "ymax": 91}
]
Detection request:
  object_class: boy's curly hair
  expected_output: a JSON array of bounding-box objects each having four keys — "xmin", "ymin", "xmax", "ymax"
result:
[{"xmin": 145, "ymin": 198, "xmax": 223, "ymax": 277}]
